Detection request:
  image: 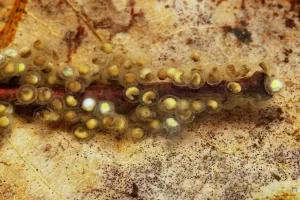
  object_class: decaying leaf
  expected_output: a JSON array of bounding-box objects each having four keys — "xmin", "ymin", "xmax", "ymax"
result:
[{"xmin": 0, "ymin": 0, "xmax": 300, "ymax": 199}]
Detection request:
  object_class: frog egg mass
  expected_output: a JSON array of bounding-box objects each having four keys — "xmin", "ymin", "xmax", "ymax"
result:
[{"xmin": 0, "ymin": 39, "xmax": 283, "ymax": 140}]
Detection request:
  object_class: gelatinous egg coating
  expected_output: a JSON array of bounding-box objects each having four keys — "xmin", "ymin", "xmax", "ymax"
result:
[
  {"xmin": 81, "ymin": 98, "xmax": 97, "ymax": 112},
  {"xmin": 0, "ymin": 54, "xmax": 7, "ymax": 68},
  {"xmin": 16, "ymin": 84, "xmax": 38, "ymax": 104},
  {"xmin": 0, "ymin": 116, "xmax": 10, "ymax": 128},
  {"xmin": 36, "ymin": 87, "xmax": 53, "ymax": 105},
  {"xmin": 0, "ymin": 40, "xmax": 283, "ymax": 139},
  {"xmin": 74, "ymin": 126, "xmax": 89, "ymax": 139}
]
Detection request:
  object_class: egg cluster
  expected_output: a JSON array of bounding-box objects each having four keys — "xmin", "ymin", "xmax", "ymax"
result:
[
  {"xmin": 0, "ymin": 40, "xmax": 284, "ymax": 140},
  {"xmin": 0, "ymin": 101, "xmax": 14, "ymax": 133}
]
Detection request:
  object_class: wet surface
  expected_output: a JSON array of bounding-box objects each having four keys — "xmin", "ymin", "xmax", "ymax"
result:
[{"xmin": 0, "ymin": 0, "xmax": 299, "ymax": 199}]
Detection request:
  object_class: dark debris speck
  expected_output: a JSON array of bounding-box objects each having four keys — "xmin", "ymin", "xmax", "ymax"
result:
[
  {"xmin": 223, "ymin": 26, "xmax": 252, "ymax": 44},
  {"xmin": 285, "ymin": 18, "xmax": 296, "ymax": 28},
  {"xmin": 129, "ymin": 183, "xmax": 139, "ymax": 198}
]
